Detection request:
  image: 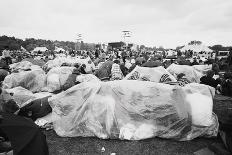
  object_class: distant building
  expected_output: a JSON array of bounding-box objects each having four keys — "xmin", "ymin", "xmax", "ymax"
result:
[
  {"xmin": 217, "ymin": 51, "xmax": 230, "ymax": 60},
  {"xmin": 108, "ymin": 42, "xmax": 126, "ymax": 50}
]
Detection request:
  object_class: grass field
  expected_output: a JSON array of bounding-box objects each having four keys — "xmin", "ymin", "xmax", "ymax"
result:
[{"xmin": 45, "ymin": 130, "xmax": 223, "ymax": 155}]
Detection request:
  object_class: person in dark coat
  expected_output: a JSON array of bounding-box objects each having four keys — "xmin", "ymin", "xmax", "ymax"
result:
[
  {"xmin": 200, "ymin": 70, "xmax": 221, "ymax": 88},
  {"xmin": 0, "ymin": 69, "xmax": 9, "ymax": 84},
  {"xmin": 0, "ymin": 88, "xmax": 49, "ymax": 155},
  {"xmin": 221, "ymin": 72, "xmax": 232, "ymax": 97},
  {"xmin": 0, "ymin": 112, "xmax": 49, "ymax": 155}
]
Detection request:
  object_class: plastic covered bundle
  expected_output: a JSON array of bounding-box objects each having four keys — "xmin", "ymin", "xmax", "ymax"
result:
[
  {"xmin": 22, "ymin": 58, "xmax": 46, "ymax": 67},
  {"xmin": 9, "ymin": 61, "xmax": 33, "ymax": 72},
  {"xmin": 192, "ymin": 65, "xmax": 212, "ymax": 75},
  {"xmin": 76, "ymin": 74, "xmax": 100, "ymax": 83},
  {"xmin": 10, "ymin": 61, "xmax": 43, "ymax": 73},
  {"xmin": 48, "ymin": 80, "xmax": 218, "ymax": 141},
  {"xmin": 43, "ymin": 56, "xmax": 95, "ymax": 72},
  {"xmin": 43, "ymin": 67, "xmax": 76, "ymax": 92},
  {"xmin": 167, "ymin": 64, "xmax": 203, "ymax": 83},
  {"xmin": 3, "ymin": 87, "xmax": 53, "ymax": 108},
  {"xmin": 5, "ymin": 86, "xmax": 35, "ymax": 107},
  {"xmin": 124, "ymin": 66, "xmax": 177, "ymax": 82},
  {"xmin": 2, "ymin": 70, "xmax": 46, "ymax": 93}
]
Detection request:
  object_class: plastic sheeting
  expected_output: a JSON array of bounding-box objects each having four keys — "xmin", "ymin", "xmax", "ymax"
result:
[
  {"xmin": 167, "ymin": 64, "xmax": 203, "ymax": 83},
  {"xmin": 2, "ymin": 70, "xmax": 46, "ymax": 93},
  {"xmin": 76, "ymin": 74, "xmax": 100, "ymax": 83},
  {"xmin": 9, "ymin": 61, "xmax": 43, "ymax": 72},
  {"xmin": 42, "ymin": 67, "xmax": 76, "ymax": 92},
  {"xmin": 192, "ymin": 65, "xmax": 212, "ymax": 75},
  {"xmin": 124, "ymin": 66, "xmax": 177, "ymax": 82},
  {"xmin": 9, "ymin": 61, "xmax": 33, "ymax": 72},
  {"xmin": 43, "ymin": 56, "xmax": 95, "ymax": 72},
  {"xmin": 48, "ymin": 80, "xmax": 218, "ymax": 141},
  {"xmin": 4, "ymin": 87, "xmax": 53, "ymax": 107}
]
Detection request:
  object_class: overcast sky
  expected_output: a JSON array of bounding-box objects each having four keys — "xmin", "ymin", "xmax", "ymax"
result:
[{"xmin": 0, "ymin": 0, "xmax": 231, "ymax": 48}]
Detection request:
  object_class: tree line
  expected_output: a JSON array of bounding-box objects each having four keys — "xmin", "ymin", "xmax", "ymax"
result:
[
  {"xmin": 0, "ymin": 35, "xmax": 231, "ymax": 53},
  {"xmin": 0, "ymin": 35, "xmax": 96, "ymax": 52}
]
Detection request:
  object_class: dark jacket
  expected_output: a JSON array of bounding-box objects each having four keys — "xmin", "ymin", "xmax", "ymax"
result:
[{"xmin": 200, "ymin": 76, "xmax": 220, "ymax": 88}]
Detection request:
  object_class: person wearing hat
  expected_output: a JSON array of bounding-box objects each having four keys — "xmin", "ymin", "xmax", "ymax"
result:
[{"xmin": 110, "ymin": 59, "xmax": 124, "ymax": 80}]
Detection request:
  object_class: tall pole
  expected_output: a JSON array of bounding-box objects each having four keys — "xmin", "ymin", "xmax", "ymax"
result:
[
  {"xmin": 76, "ymin": 34, "xmax": 82, "ymax": 51},
  {"xmin": 122, "ymin": 31, "xmax": 131, "ymax": 49}
]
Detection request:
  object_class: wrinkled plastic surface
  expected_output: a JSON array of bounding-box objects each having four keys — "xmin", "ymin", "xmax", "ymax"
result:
[
  {"xmin": 43, "ymin": 56, "xmax": 95, "ymax": 72},
  {"xmin": 9, "ymin": 61, "xmax": 43, "ymax": 72},
  {"xmin": 42, "ymin": 67, "xmax": 76, "ymax": 92},
  {"xmin": 49, "ymin": 80, "xmax": 218, "ymax": 141},
  {"xmin": 167, "ymin": 64, "xmax": 203, "ymax": 83},
  {"xmin": 2, "ymin": 70, "xmax": 46, "ymax": 93},
  {"xmin": 192, "ymin": 65, "xmax": 212, "ymax": 75},
  {"xmin": 9, "ymin": 61, "xmax": 33, "ymax": 72},
  {"xmin": 76, "ymin": 74, "xmax": 100, "ymax": 83},
  {"xmin": 123, "ymin": 66, "xmax": 177, "ymax": 82},
  {"xmin": 4, "ymin": 87, "xmax": 53, "ymax": 107}
]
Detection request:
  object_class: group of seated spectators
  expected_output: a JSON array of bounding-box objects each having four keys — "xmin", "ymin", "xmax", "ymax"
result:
[{"xmin": 0, "ymin": 46, "xmax": 232, "ymax": 154}]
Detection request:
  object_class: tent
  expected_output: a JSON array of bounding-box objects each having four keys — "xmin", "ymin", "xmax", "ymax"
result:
[
  {"xmin": 32, "ymin": 47, "xmax": 48, "ymax": 53},
  {"xmin": 54, "ymin": 47, "xmax": 65, "ymax": 53},
  {"xmin": 166, "ymin": 50, "xmax": 177, "ymax": 56},
  {"xmin": 180, "ymin": 44, "xmax": 213, "ymax": 58}
]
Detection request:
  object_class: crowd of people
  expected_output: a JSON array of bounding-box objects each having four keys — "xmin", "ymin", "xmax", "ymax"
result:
[{"xmin": 0, "ymin": 45, "xmax": 232, "ymax": 154}]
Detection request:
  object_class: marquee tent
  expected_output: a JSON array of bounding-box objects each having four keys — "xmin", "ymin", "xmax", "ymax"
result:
[
  {"xmin": 54, "ymin": 47, "xmax": 65, "ymax": 53},
  {"xmin": 32, "ymin": 47, "xmax": 48, "ymax": 53},
  {"xmin": 180, "ymin": 44, "xmax": 213, "ymax": 58},
  {"xmin": 180, "ymin": 44, "xmax": 213, "ymax": 53}
]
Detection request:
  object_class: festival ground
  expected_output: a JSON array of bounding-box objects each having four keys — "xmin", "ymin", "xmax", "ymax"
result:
[{"xmin": 45, "ymin": 130, "xmax": 227, "ymax": 155}]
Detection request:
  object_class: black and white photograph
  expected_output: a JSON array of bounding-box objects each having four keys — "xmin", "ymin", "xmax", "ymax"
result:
[{"xmin": 0, "ymin": 0, "xmax": 232, "ymax": 154}]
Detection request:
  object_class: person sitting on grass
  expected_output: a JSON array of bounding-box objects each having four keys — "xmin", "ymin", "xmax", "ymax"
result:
[{"xmin": 110, "ymin": 59, "xmax": 124, "ymax": 81}]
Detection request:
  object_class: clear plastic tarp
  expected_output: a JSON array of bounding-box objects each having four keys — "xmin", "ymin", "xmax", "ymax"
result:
[
  {"xmin": 43, "ymin": 56, "xmax": 95, "ymax": 72},
  {"xmin": 48, "ymin": 80, "xmax": 218, "ymax": 141},
  {"xmin": 42, "ymin": 67, "xmax": 75, "ymax": 92},
  {"xmin": 167, "ymin": 64, "xmax": 204, "ymax": 83},
  {"xmin": 2, "ymin": 70, "xmax": 46, "ymax": 93}
]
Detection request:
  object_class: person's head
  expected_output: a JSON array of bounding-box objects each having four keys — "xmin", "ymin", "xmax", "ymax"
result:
[
  {"xmin": 206, "ymin": 70, "xmax": 215, "ymax": 78},
  {"xmin": 113, "ymin": 59, "xmax": 120, "ymax": 64},
  {"xmin": 177, "ymin": 73, "xmax": 186, "ymax": 80},
  {"xmin": 74, "ymin": 63, "xmax": 80, "ymax": 69},
  {"xmin": 81, "ymin": 64, "xmax": 86, "ymax": 69},
  {"xmin": 0, "ymin": 88, "xmax": 19, "ymax": 114}
]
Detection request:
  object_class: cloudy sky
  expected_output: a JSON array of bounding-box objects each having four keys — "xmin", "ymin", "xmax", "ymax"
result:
[{"xmin": 0, "ymin": 0, "xmax": 231, "ymax": 48}]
